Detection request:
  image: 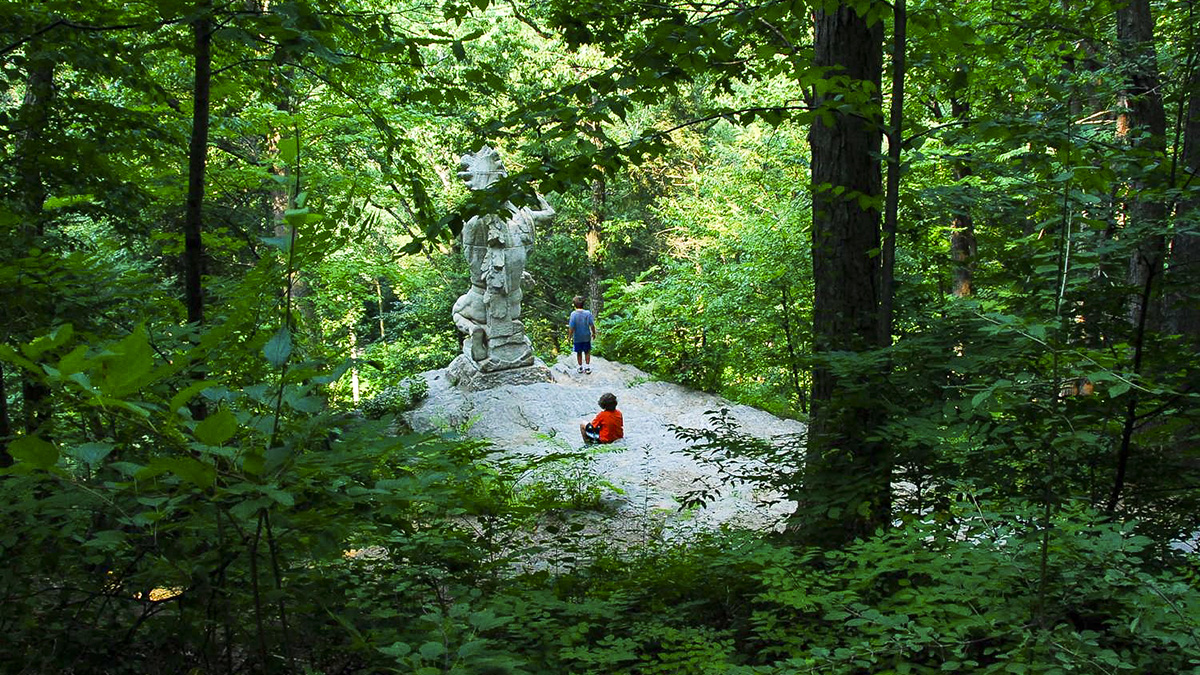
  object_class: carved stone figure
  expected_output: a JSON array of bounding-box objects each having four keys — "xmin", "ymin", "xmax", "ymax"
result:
[{"xmin": 450, "ymin": 146, "xmax": 555, "ymax": 380}]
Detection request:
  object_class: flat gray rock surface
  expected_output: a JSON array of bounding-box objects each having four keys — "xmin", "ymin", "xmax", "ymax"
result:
[{"xmin": 405, "ymin": 355, "xmax": 805, "ymax": 541}]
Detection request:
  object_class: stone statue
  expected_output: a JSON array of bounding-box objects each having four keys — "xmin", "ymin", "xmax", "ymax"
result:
[{"xmin": 450, "ymin": 146, "xmax": 555, "ymax": 382}]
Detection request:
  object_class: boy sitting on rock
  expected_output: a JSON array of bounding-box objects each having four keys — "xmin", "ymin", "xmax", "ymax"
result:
[{"xmin": 581, "ymin": 392, "xmax": 624, "ymax": 445}]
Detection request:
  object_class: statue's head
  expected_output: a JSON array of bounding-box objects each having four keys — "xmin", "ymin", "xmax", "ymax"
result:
[{"xmin": 458, "ymin": 146, "xmax": 507, "ymax": 191}]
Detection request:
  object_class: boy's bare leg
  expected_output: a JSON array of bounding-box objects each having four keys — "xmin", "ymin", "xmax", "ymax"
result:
[{"xmin": 579, "ymin": 423, "xmax": 588, "ymax": 442}]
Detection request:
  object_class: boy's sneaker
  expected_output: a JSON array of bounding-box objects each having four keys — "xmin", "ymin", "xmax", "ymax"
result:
[
  {"xmin": 584, "ymin": 366, "xmax": 592, "ymax": 374},
  {"xmin": 577, "ymin": 365, "xmax": 584, "ymax": 373}
]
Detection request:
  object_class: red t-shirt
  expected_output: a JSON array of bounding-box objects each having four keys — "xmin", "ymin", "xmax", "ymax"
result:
[{"xmin": 590, "ymin": 409, "xmax": 624, "ymax": 443}]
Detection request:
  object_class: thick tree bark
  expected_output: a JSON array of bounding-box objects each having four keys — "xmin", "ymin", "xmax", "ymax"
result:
[
  {"xmin": 184, "ymin": 5, "xmax": 212, "ymax": 327},
  {"xmin": 800, "ymin": 2, "xmax": 888, "ymax": 546}
]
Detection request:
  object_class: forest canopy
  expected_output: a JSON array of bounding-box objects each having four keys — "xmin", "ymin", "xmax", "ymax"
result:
[{"xmin": 1, "ymin": 0, "xmax": 1199, "ymax": 673}]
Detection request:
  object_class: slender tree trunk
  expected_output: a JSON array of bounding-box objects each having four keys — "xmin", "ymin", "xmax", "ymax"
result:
[
  {"xmin": 350, "ymin": 331, "xmax": 361, "ymax": 404},
  {"xmin": 184, "ymin": 4, "xmax": 212, "ymax": 327},
  {"xmin": 949, "ymin": 75, "xmax": 976, "ymax": 298},
  {"xmin": 15, "ymin": 39, "xmax": 55, "ymax": 435},
  {"xmin": 586, "ymin": 174, "xmax": 606, "ymax": 314},
  {"xmin": 779, "ymin": 283, "xmax": 807, "ymax": 414},
  {"xmin": 584, "ymin": 112, "xmax": 606, "ymax": 315},
  {"xmin": 879, "ymin": 0, "xmax": 905, "ymax": 342},
  {"xmin": 1163, "ymin": 20, "xmax": 1199, "ymax": 455},
  {"xmin": 800, "ymin": 1, "xmax": 888, "ymax": 546},
  {"xmin": 1166, "ymin": 39, "xmax": 1199, "ymax": 344},
  {"xmin": 17, "ymin": 39, "xmax": 53, "ymax": 240},
  {"xmin": 375, "ymin": 278, "xmax": 386, "ymax": 340},
  {"xmin": 0, "ymin": 365, "xmax": 11, "ymax": 467},
  {"xmin": 1116, "ymin": 0, "xmax": 1168, "ymax": 330},
  {"xmin": 182, "ymin": 3, "xmax": 212, "ymax": 423},
  {"xmin": 259, "ymin": 16, "xmax": 320, "ymax": 338},
  {"xmin": 1107, "ymin": 264, "xmax": 1155, "ymax": 514}
]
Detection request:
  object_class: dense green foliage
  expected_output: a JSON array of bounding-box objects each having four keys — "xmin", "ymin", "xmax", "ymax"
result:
[{"xmin": 2, "ymin": 0, "xmax": 1199, "ymax": 672}]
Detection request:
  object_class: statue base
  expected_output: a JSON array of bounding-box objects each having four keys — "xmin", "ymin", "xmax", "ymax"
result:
[{"xmin": 446, "ymin": 354, "xmax": 554, "ymax": 392}]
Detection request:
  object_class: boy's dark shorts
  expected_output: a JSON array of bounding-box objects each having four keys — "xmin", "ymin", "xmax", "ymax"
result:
[
  {"xmin": 583, "ymin": 423, "xmax": 601, "ymax": 443},
  {"xmin": 573, "ymin": 341, "xmax": 591, "ymax": 354}
]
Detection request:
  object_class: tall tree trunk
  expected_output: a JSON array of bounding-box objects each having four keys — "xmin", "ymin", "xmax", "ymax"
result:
[
  {"xmin": 586, "ymin": 167, "xmax": 606, "ymax": 315},
  {"xmin": 258, "ymin": 6, "xmax": 319, "ymax": 337},
  {"xmin": 1106, "ymin": 0, "xmax": 1170, "ymax": 513},
  {"xmin": 584, "ymin": 112, "xmax": 606, "ymax": 315},
  {"xmin": 1116, "ymin": 0, "xmax": 1168, "ymax": 330},
  {"xmin": 184, "ymin": 3, "xmax": 212, "ymax": 327},
  {"xmin": 15, "ymin": 39, "xmax": 55, "ymax": 435},
  {"xmin": 0, "ymin": 365, "xmax": 11, "ymax": 467},
  {"xmin": 183, "ymin": 3, "xmax": 212, "ymax": 423},
  {"xmin": 1166, "ymin": 38, "xmax": 1199, "ymax": 344},
  {"xmin": 879, "ymin": 0, "xmax": 905, "ymax": 342},
  {"xmin": 1162, "ymin": 23, "xmax": 1199, "ymax": 457},
  {"xmin": 949, "ymin": 71, "xmax": 976, "ymax": 298},
  {"xmin": 17, "ymin": 39, "xmax": 53, "ymax": 240},
  {"xmin": 800, "ymin": 1, "xmax": 888, "ymax": 546},
  {"xmin": 375, "ymin": 278, "xmax": 386, "ymax": 340}
]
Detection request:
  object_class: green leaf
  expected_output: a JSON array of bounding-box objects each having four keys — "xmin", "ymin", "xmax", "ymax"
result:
[
  {"xmin": 82, "ymin": 530, "xmax": 126, "ymax": 550},
  {"xmin": 287, "ymin": 395, "xmax": 324, "ymax": 413},
  {"xmin": 312, "ymin": 360, "xmax": 352, "ymax": 385},
  {"xmin": 10, "ymin": 435, "xmax": 58, "ymax": 469},
  {"xmin": 22, "ymin": 324, "xmax": 74, "ymax": 360},
  {"xmin": 381, "ymin": 642, "xmax": 412, "ymax": 658},
  {"xmin": 141, "ymin": 457, "xmax": 216, "ymax": 489},
  {"xmin": 264, "ymin": 445, "xmax": 291, "ymax": 474},
  {"xmin": 195, "ymin": 408, "xmax": 238, "ymax": 446},
  {"xmin": 468, "ymin": 609, "xmax": 511, "ymax": 630},
  {"xmin": 264, "ymin": 328, "xmax": 292, "ymax": 367},
  {"xmin": 243, "ymin": 450, "xmax": 266, "ymax": 476},
  {"xmin": 264, "ymin": 487, "xmax": 294, "ymax": 507},
  {"xmin": 69, "ymin": 442, "xmax": 114, "ymax": 466},
  {"xmin": 261, "ymin": 235, "xmax": 291, "ymax": 251},
  {"xmin": 971, "ymin": 390, "xmax": 990, "ymax": 408},
  {"xmin": 230, "ymin": 497, "xmax": 271, "ymax": 520},
  {"xmin": 99, "ymin": 326, "xmax": 156, "ymax": 397},
  {"xmin": 170, "ymin": 379, "xmax": 219, "ymax": 416},
  {"xmin": 284, "ymin": 207, "xmax": 310, "ymax": 228},
  {"xmin": 419, "ymin": 641, "xmax": 445, "ymax": 659},
  {"xmin": 278, "ymin": 136, "xmax": 299, "ymax": 165}
]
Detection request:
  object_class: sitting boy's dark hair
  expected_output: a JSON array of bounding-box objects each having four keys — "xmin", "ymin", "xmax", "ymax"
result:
[{"xmin": 598, "ymin": 392, "xmax": 617, "ymax": 411}]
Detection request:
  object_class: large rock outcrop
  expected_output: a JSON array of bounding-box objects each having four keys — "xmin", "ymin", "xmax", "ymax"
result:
[{"xmin": 405, "ymin": 355, "xmax": 805, "ymax": 539}]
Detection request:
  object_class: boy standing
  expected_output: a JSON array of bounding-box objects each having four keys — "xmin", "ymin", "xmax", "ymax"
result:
[
  {"xmin": 581, "ymin": 393, "xmax": 624, "ymax": 445},
  {"xmin": 567, "ymin": 295, "xmax": 596, "ymax": 374}
]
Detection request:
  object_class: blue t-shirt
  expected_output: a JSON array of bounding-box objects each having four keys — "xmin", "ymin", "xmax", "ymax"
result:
[{"xmin": 568, "ymin": 309, "xmax": 594, "ymax": 344}]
